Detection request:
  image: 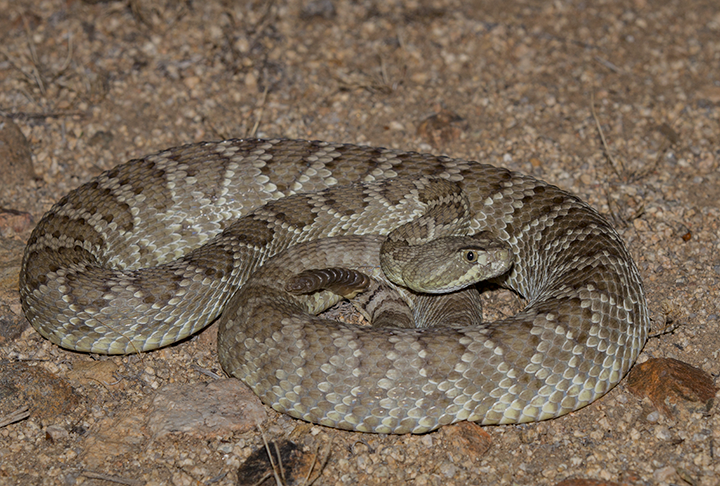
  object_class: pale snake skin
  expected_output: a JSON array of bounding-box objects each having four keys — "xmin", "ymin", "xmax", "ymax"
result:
[{"xmin": 19, "ymin": 138, "xmax": 649, "ymax": 434}]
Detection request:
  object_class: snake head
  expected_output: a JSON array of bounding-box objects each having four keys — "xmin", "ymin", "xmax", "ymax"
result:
[{"xmin": 389, "ymin": 232, "xmax": 513, "ymax": 294}]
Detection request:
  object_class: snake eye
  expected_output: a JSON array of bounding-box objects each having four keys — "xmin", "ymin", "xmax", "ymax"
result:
[{"xmin": 463, "ymin": 250, "xmax": 478, "ymax": 263}]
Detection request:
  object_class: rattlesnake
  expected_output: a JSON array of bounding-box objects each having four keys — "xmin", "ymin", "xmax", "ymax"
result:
[{"xmin": 19, "ymin": 138, "xmax": 649, "ymax": 434}]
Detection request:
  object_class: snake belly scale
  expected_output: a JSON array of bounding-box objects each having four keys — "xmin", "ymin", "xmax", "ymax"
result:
[{"xmin": 19, "ymin": 138, "xmax": 649, "ymax": 433}]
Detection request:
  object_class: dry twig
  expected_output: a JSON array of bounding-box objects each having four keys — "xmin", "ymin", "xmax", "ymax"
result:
[
  {"xmin": 0, "ymin": 406, "xmax": 30, "ymax": 428},
  {"xmin": 590, "ymin": 92, "xmax": 627, "ymax": 179}
]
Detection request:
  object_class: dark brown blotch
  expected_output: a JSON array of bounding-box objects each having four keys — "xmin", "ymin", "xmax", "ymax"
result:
[
  {"xmin": 264, "ymin": 196, "xmax": 318, "ymax": 229},
  {"xmin": 224, "ymin": 217, "xmax": 276, "ymax": 248},
  {"xmin": 50, "ymin": 216, "xmax": 104, "ymax": 249},
  {"xmin": 321, "ymin": 185, "xmax": 369, "ymax": 218}
]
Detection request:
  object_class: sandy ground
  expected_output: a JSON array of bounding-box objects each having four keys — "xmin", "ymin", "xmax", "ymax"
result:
[{"xmin": 1, "ymin": 0, "xmax": 719, "ymax": 485}]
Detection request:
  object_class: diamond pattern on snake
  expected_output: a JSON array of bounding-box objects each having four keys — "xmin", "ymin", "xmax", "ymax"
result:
[{"xmin": 19, "ymin": 138, "xmax": 649, "ymax": 434}]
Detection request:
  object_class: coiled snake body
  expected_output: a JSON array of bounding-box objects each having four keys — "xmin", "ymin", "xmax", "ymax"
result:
[{"xmin": 20, "ymin": 139, "xmax": 648, "ymax": 434}]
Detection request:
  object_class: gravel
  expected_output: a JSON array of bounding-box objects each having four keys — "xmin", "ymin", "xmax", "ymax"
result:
[{"xmin": 1, "ymin": 0, "xmax": 719, "ymax": 484}]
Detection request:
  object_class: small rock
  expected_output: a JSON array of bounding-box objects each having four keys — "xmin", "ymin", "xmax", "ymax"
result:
[
  {"xmin": 0, "ymin": 209, "xmax": 34, "ymax": 238},
  {"xmin": 652, "ymin": 465, "xmax": 678, "ymax": 483},
  {"xmin": 416, "ymin": 109, "xmax": 468, "ymax": 148},
  {"xmin": 627, "ymin": 357, "xmax": 718, "ymax": 418},
  {"xmin": 45, "ymin": 425, "xmax": 69, "ymax": 442},
  {"xmin": 88, "ymin": 130, "xmax": 113, "ymax": 149},
  {"xmin": 440, "ymin": 421, "xmax": 493, "ymax": 460},
  {"xmin": 440, "ymin": 463, "xmax": 456, "ymax": 478},
  {"xmin": 147, "ymin": 379, "xmax": 267, "ymax": 439}
]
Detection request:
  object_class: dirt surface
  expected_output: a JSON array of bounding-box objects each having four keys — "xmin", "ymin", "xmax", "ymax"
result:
[{"xmin": 1, "ymin": 0, "xmax": 719, "ymax": 485}]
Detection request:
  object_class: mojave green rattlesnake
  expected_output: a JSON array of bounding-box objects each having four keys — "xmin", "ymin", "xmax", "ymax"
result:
[{"xmin": 19, "ymin": 138, "xmax": 649, "ymax": 434}]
